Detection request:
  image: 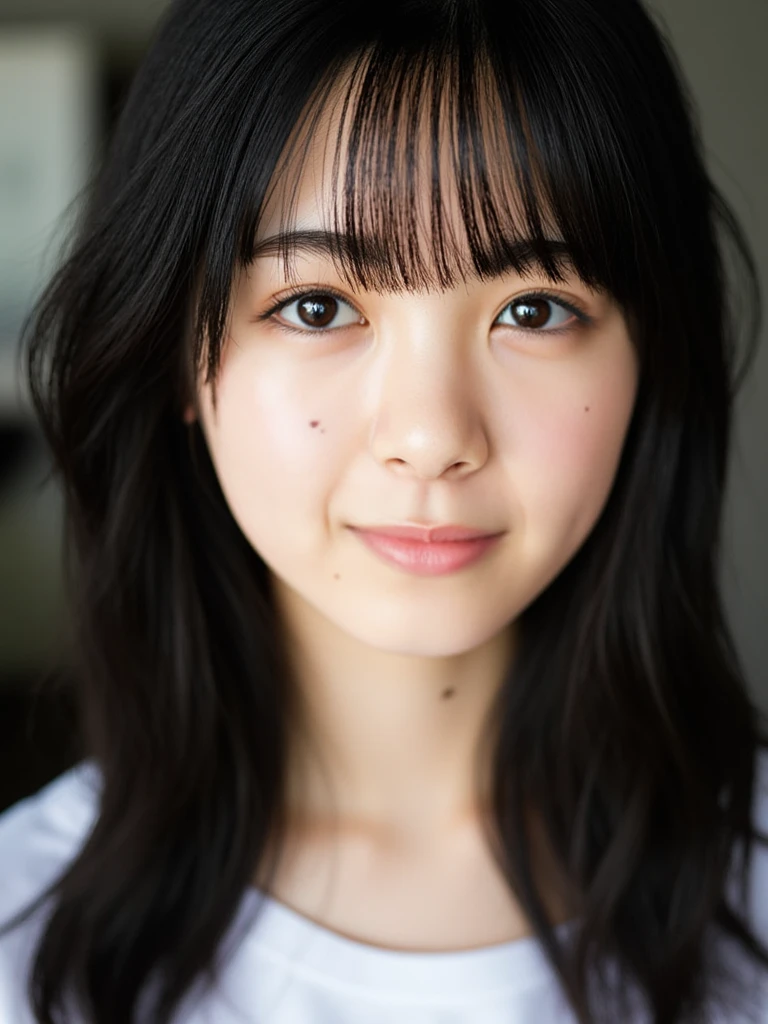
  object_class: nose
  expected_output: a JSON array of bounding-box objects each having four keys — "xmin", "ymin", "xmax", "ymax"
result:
[{"xmin": 367, "ymin": 323, "xmax": 490, "ymax": 481}]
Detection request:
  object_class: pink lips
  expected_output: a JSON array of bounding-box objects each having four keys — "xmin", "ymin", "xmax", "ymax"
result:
[{"xmin": 349, "ymin": 524, "xmax": 504, "ymax": 576}]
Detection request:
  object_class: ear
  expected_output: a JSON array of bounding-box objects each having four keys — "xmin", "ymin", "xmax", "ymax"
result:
[{"xmin": 183, "ymin": 404, "xmax": 197, "ymax": 424}]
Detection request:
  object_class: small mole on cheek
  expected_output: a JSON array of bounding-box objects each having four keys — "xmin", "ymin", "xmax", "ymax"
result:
[
  {"xmin": 585, "ymin": 406, "xmax": 590, "ymax": 412},
  {"xmin": 333, "ymin": 573, "xmax": 340, "ymax": 580},
  {"xmin": 309, "ymin": 420, "xmax": 320, "ymax": 428},
  {"xmin": 441, "ymin": 688, "xmax": 455, "ymax": 700}
]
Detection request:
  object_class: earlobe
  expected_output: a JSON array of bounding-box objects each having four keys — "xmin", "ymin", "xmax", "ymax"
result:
[{"xmin": 183, "ymin": 404, "xmax": 197, "ymax": 425}]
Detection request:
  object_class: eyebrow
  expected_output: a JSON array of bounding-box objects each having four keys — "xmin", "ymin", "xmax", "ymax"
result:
[{"xmin": 249, "ymin": 229, "xmax": 576, "ymax": 279}]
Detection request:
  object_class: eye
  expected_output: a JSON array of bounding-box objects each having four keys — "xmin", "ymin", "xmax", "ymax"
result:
[
  {"xmin": 258, "ymin": 286, "xmax": 593, "ymax": 337},
  {"xmin": 266, "ymin": 289, "xmax": 363, "ymax": 334},
  {"xmin": 495, "ymin": 292, "xmax": 590, "ymax": 333}
]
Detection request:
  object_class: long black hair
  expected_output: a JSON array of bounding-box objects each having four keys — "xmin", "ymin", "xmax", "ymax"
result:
[{"xmin": 2, "ymin": 0, "xmax": 768, "ymax": 1021}]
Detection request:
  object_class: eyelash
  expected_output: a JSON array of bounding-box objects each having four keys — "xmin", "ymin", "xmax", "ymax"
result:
[{"xmin": 256, "ymin": 285, "xmax": 594, "ymax": 338}]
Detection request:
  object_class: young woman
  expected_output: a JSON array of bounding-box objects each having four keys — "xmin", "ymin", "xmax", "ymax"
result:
[{"xmin": 0, "ymin": 0, "xmax": 766, "ymax": 1021}]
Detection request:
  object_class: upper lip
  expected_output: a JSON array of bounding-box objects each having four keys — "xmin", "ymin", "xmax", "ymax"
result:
[{"xmin": 350, "ymin": 523, "xmax": 502, "ymax": 542}]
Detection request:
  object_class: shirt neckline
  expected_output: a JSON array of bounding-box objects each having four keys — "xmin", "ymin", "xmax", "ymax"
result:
[{"xmin": 233, "ymin": 885, "xmax": 579, "ymax": 1001}]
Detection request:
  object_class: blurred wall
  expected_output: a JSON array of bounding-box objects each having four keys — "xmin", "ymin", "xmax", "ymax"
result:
[
  {"xmin": 646, "ymin": 0, "xmax": 768, "ymax": 710},
  {"xmin": 0, "ymin": 0, "xmax": 766, "ymax": 713}
]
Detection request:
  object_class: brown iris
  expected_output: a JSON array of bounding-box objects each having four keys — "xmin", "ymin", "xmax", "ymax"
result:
[
  {"xmin": 511, "ymin": 299, "xmax": 551, "ymax": 329},
  {"xmin": 297, "ymin": 295, "xmax": 338, "ymax": 328}
]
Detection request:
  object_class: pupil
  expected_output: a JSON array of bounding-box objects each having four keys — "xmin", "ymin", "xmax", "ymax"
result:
[
  {"xmin": 299, "ymin": 295, "xmax": 337, "ymax": 328},
  {"xmin": 514, "ymin": 299, "xmax": 549, "ymax": 329}
]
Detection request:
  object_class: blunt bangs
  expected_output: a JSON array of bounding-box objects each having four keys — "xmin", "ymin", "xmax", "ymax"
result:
[
  {"xmin": 245, "ymin": 32, "xmax": 627, "ymax": 301},
  {"xmin": 181, "ymin": 0, "xmax": 753, "ymax": 418}
]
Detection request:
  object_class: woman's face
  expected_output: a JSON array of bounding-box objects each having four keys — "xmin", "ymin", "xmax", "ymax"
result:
[{"xmin": 191, "ymin": 108, "xmax": 639, "ymax": 659}]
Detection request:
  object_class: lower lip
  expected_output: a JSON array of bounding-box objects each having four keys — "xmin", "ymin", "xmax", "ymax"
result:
[{"xmin": 350, "ymin": 529, "xmax": 503, "ymax": 576}]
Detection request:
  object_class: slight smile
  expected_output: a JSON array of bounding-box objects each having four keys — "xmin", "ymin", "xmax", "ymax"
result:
[{"xmin": 347, "ymin": 524, "xmax": 505, "ymax": 576}]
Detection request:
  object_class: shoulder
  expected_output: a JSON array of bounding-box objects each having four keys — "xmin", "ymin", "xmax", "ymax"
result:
[
  {"xmin": 0, "ymin": 761, "xmax": 102, "ymax": 925},
  {"xmin": 0, "ymin": 762, "xmax": 102, "ymax": 1023},
  {"xmin": 743, "ymin": 745, "xmax": 768, "ymax": 939},
  {"xmin": 708, "ymin": 745, "xmax": 768, "ymax": 1021}
]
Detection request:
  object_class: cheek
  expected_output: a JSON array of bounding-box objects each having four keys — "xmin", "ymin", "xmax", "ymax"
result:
[
  {"xmin": 509, "ymin": 351, "xmax": 637, "ymax": 534},
  {"xmin": 534, "ymin": 398, "xmax": 627, "ymax": 479},
  {"xmin": 198, "ymin": 347, "xmax": 342, "ymax": 529}
]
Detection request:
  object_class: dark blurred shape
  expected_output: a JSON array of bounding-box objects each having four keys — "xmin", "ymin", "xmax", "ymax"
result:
[
  {"xmin": 0, "ymin": 420, "xmax": 36, "ymax": 498},
  {"xmin": 0, "ymin": 669, "xmax": 80, "ymax": 812}
]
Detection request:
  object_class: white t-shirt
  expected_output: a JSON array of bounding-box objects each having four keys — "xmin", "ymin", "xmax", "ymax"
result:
[{"xmin": 0, "ymin": 754, "xmax": 767, "ymax": 1023}]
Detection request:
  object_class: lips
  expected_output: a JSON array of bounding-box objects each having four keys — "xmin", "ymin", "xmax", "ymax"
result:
[
  {"xmin": 350, "ymin": 524, "xmax": 499, "ymax": 543},
  {"xmin": 348, "ymin": 524, "xmax": 504, "ymax": 576}
]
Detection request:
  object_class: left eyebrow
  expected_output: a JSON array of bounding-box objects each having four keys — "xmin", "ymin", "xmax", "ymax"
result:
[{"xmin": 249, "ymin": 229, "xmax": 577, "ymax": 279}]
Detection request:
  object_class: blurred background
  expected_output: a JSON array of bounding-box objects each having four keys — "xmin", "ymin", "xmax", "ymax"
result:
[{"xmin": 0, "ymin": 0, "xmax": 766, "ymax": 811}]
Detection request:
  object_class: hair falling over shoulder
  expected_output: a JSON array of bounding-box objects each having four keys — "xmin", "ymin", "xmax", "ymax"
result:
[{"xmin": 2, "ymin": 0, "xmax": 767, "ymax": 1022}]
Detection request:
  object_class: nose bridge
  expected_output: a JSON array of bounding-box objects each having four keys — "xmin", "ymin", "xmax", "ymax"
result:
[{"xmin": 368, "ymin": 304, "xmax": 488, "ymax": 478}]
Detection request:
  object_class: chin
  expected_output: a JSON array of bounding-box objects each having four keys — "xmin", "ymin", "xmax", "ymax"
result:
[{"xmin": 335, "ymin": 603, "xmax": 515, "ymax": 658}]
